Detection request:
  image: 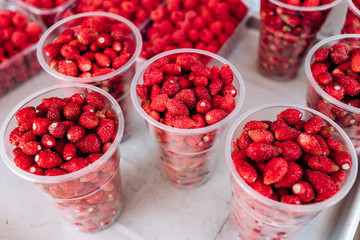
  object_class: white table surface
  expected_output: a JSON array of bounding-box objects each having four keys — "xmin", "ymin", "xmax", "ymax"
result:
[{"xmin": 0, "ymin": 27, "xmax": 359, "ymax": 240}]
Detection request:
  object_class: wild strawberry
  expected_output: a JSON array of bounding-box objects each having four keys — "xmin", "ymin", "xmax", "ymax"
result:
[
  {"xmin": 67, "ymin": 125, "xmax": 86, "ymax": 143},
  {"xmin": 292, "ymin": 181, "xmax": 315, "ymax": 203},
  {"xmin": 246, "ymin": 141, "xmax": 282, "ymax": 162},
  {"xmin": 92, "ymin": 68, "xmax": 115, "ymax": 77},
  {"xmin": 280, "ymin": 195, "xmax": 302, "ymax": 205},
  {"xmin": 15, "ymin": 106, "xmax": 37, "ymax": 131},
  {"xmin": 192, "ymin": 114, "xmax": 206, "ymax": 128},
  {"xmin": 303, "ymin": 116, "xmax": 323, "ymax": 134},
  {"xmin": 209, "ymin": 78, "xmax": 223, "ymax": 96},
  {"xmin": 62, "ymin": 103, "xmax": 81, "ymax": 121},
  {"xmin": 63, "ymin": 143, "xmax": 76, "ymax": 161},
  {"xmin": 244, "ymin": 120, "xmax": 269, "ymax": 131},
  {"xmin": 307, "ymin": 155, "xmax": 339, "ymax": 174},
  {"xmin": 350, "ymin": 54, "xmax": 360, "ymax": 73},
  {"xmin": 314, "ymin": 47, "xmax": 330, "ymax": 62},
  {"xmin": 86, "ymin": 153, "xmax": 102, "ymax": 164},
  {"xmin": 316, "ymin": 72, "xmax": 333, "ymax": 85},
  {"xmin": 277, "ymin": 108, "xmax": 303, "ymax": 125},
  {"xmin": 330, "ymin": 43, "xmax": 349, "ymax": 65},
  {"xmin": 96, "ymin": 33, "xmax": 112, "ymax": 49},
  {"xmin": 143, "ymin": 68, "xmax": 164, "ymax": 86},
  {"xmin": 161, "ymin": 76, "xmax": 180, "ymax": 97},
  {"xmin": 233, "ymin": 159, "xmax": 258, "ymax": 184},
  {"xmin": 305, "ymin": 170, "xmax": 339, "ymax": 199},
  {"xmin": 9, "ymin": 127, "xmax": 24, "ymax": 146},
  {"xmin": 78, "ymin": 112, "xmax": 99, "ymax": 129},
  {"xmin": 211, "ymin": 95, "xmax": 222, "ymax": 109},
  {"xmin": 196, "ymin": 99, "xmax": 212, "ymax": 115},
  {"xmin": 54, "ymin": 29, "xmax": 74, "ymax": 44},
  {"xmin": 59, "ymin": 180, "xmax": 84, "ymax": 196},
  {"xmin": 330, "ymin": 171, "xmax": 345, "ymax": 182},
  {"xmin": 22, "ymin": 141, "xmax": 42, "ymax": 155},
  {"xmin": 297, "ymin": 132, "xmax": 322, "ymax": 155},
  {"xmin": 221, "ymin": 84, "xmax": 237, "ymax": 97},
  {"xmin": 194, "ymin": 86, "xmax": 211, "ymax": 102},
  {"xmin": 35, "ymin": 149, "xmax": 63, "ymax": 169},
  {"xmin": 205, "ymin": 109, "xmax": 227, "ymax": 125},
  {"xmin": 76, "ymin": 56, "xmax": 92, "ymax": 72},
  {"xmin": 220, "ymin": 95, "xmax": 235, "ymax": 113},
  {"xmin": 44, "ymin": 43, "xmax": 62, "ymax": 58},
  {"xmin": 85, "ymin": 91, "xmax": 105, "ymax": 110},
  {"xmin": 76, "ymin": 134, "xmax": 101, "ymax": 153},
  {"xmin": 18, "ymin": 131, "xmax": 36, "ymax": 148},
  {"xmin": 313, "ymin": 135, "xmax": 329, "ymax": 156},
  {"xmin": 41, "ymin": 134, "xmax": 56, "ymax": 148},
  {"xmin": 103, "ymin": 48, "xmax": 117, "ymax": 61},
  {"xmin": 94, "ymin": 52, "xmax": 111, "ymax": 68},
  {"xmin": 332, "ymin": 151, "xmax": 352, "ymax": 171},
  {"xmin": 318, "ymin": 126, "xmax": 334, "ymax": 139},
  {"xmin": 136, "ymin": 85, "xmax": 150, "ymax": 101},
  {"xmin": 162, "ymin": 63, "xmax": 182, "ymax": 75},
  {"xmin": 174, "ymin": 89, "xmax": 197, "ymax": 109},
  {"xmin": 274, "ymin": 162, "xmax": 303, "ymax": 188},
  {"xmin": 273, "ymin": 141, "xmax": 302, "ymax": 161},
  {"xmin": 172, "ymin": 115, "xmax": 196, "ymax": 129},
  {"xmin": 112, "ymin": 41, "xmax": 122, "ymax": 52},
  {"xmin": 248, "ymin": 129, "xmax": 274, "ymax": 143},
  {"xmin": 46, "ymin": 104, "xmax": 62, "ymax": 121},
  {"xmin": 32, "ymin": 118, "xmax": 52, "ymax": 135},
  {"xmin": 60, "ymin": 157, "xmax": 89, "ymax": 173},
  {"xmin": 77, "ymin": 28, "xmax": 98, "ymax": 45},
  {"xmin": 334, "ymin": 75, "xmax": 360, "ymax": 96},
  {"xmin": 58, "ymin": 60, "xmax": 78, "ymax": 77},
  {"xmin": 44, "ymin": 168, "xmax": 66, "ymax": 176},
  {"xmin": 249, "ymin": 180, "xmax": 273, "ymax": 198},
  {"xmin": 176, "ymin": 54, "xmax": 202, "ymax": 71},
  {"xmin": 14, "ymin": 153, "xmax": 34, "ymax": 171},
  {"xmin": 28, "ymin": 165, "xmax": 44, "ymax": 175},
  {"xmin": 311, "ymin": 62, "xmax": 328, "ymax": 80},
  {"xmin": 150, "ymin": 93, "xmax": 169, "ymax": 112},
  {"xmin": 97, "ymin": 118, "xmax": 115, "ymax": 143},
  {"xmin": 53, "ymin": 138, "xmax": 67, "ymax": 156},
  {"xmin": 25, "ymin": 22, "xmax": 42, "ymax": 37},
  {"xmin": 48, "ymin": 121, "xmax": 66, "ymax": 138},
  {"xmin": 263, "ymin": 158, "xmax": 288, "ymax": 185},
  {"xmin": 11, "ymin": 30, "xmax": 28, "ymax": 47},
  {"xmin": 220, "ymin": 64, "xmax": 233, "ymax": 84},
  {"xmin": 274, "ymin": 126, "xmax": 301, "ymax": 141},
  {"xmin": 60, "ymin": 44, "xmax": 80, "ymax": 61}
]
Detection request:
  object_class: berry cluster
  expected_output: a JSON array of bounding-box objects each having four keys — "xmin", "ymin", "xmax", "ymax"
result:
[
  {"xmin": 59, "ymin": 0, "xmax": 163, "ymax": 27},
  {"xmin": 0, "ymin": 8, "xmax": 43, "ymax": 97},
  {"xmin": 342, "ymin": 0, "xmax": 360, "ymax": 34},
  {"xmin": 9, "ymin": 91, "xmax": 118, "ymax": 176},
  {"xmin": 140, "ymin": 0, "xmax": 249, "ymax": 59},
  {"xmin": 259, "ymin": 0, "xmax": 334, "ymax": 79},
  {"xmin": 232, "ymin": 108, "xmax": 352, "ymax": 205},
  {"xmin": 307, "ymin": 39, "xmax": 360, "ymax": 141},
  {"xmin": 20, "ymin": 0, "xmax": 68, "ymax": 9},
  {"xmin": 44, "ymin": 18, "xmax": 135, "ymax": 78}
]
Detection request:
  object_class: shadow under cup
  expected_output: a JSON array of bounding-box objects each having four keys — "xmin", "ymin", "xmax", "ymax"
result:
[
  {"xmin": 37, "ymin": 12, "xmax": 142, "ymax": 141},
  {"xmin": 0, "ymin": 84, "xmax": 125, "ymax": 232},
  {"xmin": 225, "ymin": 104, "xmax": 357, "ymax": 239},
  {"xmin": 131, "ymin": 49, "xmax": 246, "ymax": 188}
]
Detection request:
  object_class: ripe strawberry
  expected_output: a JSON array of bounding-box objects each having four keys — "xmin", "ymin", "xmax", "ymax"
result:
[
  {"xmin": 22, "ymin": 141, "xmax": 42, "ymax": 155},
  {"xmin": 67, "ymin": 125, "xmax": 86, "ymax": 143},
  {"xmin": 221, "ymin": 84, "xmax": 237, "ymax": 97},
  {"xmin": 311, "ymin": 62, "xmax": 328, "ymax": 80},
  {"xmin": 292, "ymin": 181, "xmax": 315, "ymax": 203},
  {"xmin": 95, "ymin": 52, "xmax": 111, "ymax": 68},
  {"xmin": 41, "ymin": 134, "xmax": 56, "ymax": 148},
  {"xmin": 274, "ymin": 126, "xmax": 301, "ymax": 141},
  {"xmin": 44, "ymin": 43, "xmax": 62, "ymax": 58},
  {"xmin": 97, "ymin": 118, "xmax": 115, "ymax": 143},
  {"xmin": 307, "ymin": 155, "xmax": 339, "ymax": 174},
  {"xmin": 9, "ymin": 127, "xmax": 24, "ymax": 146},
  {"xmin": 161, "ymin": 76, "xmax": 180, "ymax": 97},
  {"xmin": 248, "ymin": 129, "xmax": 274, "ymax": 143},
  {"xmin": 32, "ymin": 118, "xmax": 52, "ymax": 135},
  {"xmin": 233, "ymin": 159, "xmax": 258, "ymax": 184},
  {"xmin": 297, "ymin": 132, "xmax": 322, "ymax": 155},
  {"xmin": 76, "ymin": 56, "xmax": 92, "ymax": 72},
  {"xmin": 246, "ymin": 141, "xmax": 282, "ymax": 162},
  {"xmin": 143, "ymin": 69, "xmax": 164, "ymax": 86},
  {"xmin": 305, "ymin": 170, "xmax": 339, "ymax": 199},
  {"xmin": 332, "ymin": 151, "xmax": 352, "ymax": 171},
  {"xmin": 249, "ymin": 180, "xmax": 273, "ymax": 198},
  {"xmin": 330, "ymin": 43, "xmax": 349, "ymax": 64},
  {"xmin": 280, "ymin": 195, "xmax": 302, "ymax": 205},
  {"xmin": 244, "ymin": 120, "xmax": 269, "ymax": 131},
  {"xmin": 63, "ymin": 103, "xmax": 81, "ymax": 121},
  {"xmin": 318, "ymin": 126, "xmax": 334, "ymax": 139},
  {"xmin": 28, "ymin": 165, "xmax": 44, "ymax": 175},
  {"xmin": 86, "ymin": 91, "xmax": 105, "ymax": 110},
  {"xmin": 314, "ymin": 47, "xmax": 330, "ymax": 62},
  {"xmin": 15, "ymin": 106, "xmax": 37, "ymax": 131},
  {"xmin": 334, "ymin": 75, "xmax": 360, "ymax": 96},
  {"xmin": 48, "ymin": 121, "xmax": 66, "ymax": 138},
  {"xmin": 18, "ymin": 131, "xmax": 36, "ymax": 148},
  {"xmin": 274, "ymin": 162, "xmax": 303, "ymax": 188},
  {"xmin": 316, "ymin": 72, "xmax": 333, "ymax": 85},
  {"xmin": 63, "ymin": 143, "xmax": 76, "ymax": 161},
  {"xmin": 60, "ymin": 157, "xmax": 89, "ymax": 173},
  {"xmin": 194, "ymin": 86, "xmax": 211, "ymax": 102},
  {"xmin": 44, "ymin": 168, "xmax": 67, "ymax": 176},
  {"xmin": 174, "ymin": 89, "xmax": 197, "ymax": 109},
  {"xmin": 196, "ymin": 99, "xmax": 212, "ymax": 115},
  {"xmin": 205, "ymin": 109, "xmax": 227, "ymax": 125},
  {"xmin": 35, "ymin": 149, "xmax": 63, "ymax": 169},
  {"xmin": 263, "ymin": 158, "xmax": 288, "ymax": 185},
  {"xmin": 277, "ymin": 108, "xmax": 303, "ymax": 125},
  {"xmin": 220, "ymin": 95, "xmax": 235, "ymax": 113},
  {"xmin": 220, "ymin": 64, "xmax": 233, "ymax": 84},
  {"xmin": 60, "ymin": 44, "xmax": 80, "ymax": 61},
  {"xmin": 303, "ymin": 116, "xmax": 323, "ymax": 134},
  {"xmin": 176, "ymin": 54, "xmax": 202, "ymax": 71},
  {"xmin": 77, "ymin": 28, "xmax": 98, "ymax": 45},
  {"xmin": 14, "ymin": 153, "xmax": 34, "ymax": 171},
  {"xmin": 273, "ymin": 141, "xmax": 302, "ymax": 161},
  {"xmin": 75, "ymin": 134, "xmax": 101, "ymax": 153},
  {"xmin": 59, "ymin": 180, "xmax": 84, "ymax": 197},
  {"xmin": 150, "ymin": 93, "xmax": 169, "ymax": 112},
  {"xmin": 313, "ymin": 135, "xmax": 330, "ymax": 156},
  {"xmin": 350, "ymin": 54, "xmax": 360, "ymax": 73},
  {"xmin": 172, "ymin": 115, "xmax": 196, "ymax": 129},
  {"xmin": 78, "ymin": 112, "xmax": 100, "ymax": 129},
  {"xmin": 209, "ymin": 78, "xmax": 223, "ymax": 95},
  {"xmin": 330, "ymin": 171, "xmax": 345, "ymax": 182}
]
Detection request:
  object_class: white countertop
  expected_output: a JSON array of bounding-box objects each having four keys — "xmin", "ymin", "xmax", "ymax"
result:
[{"xmin": 0, "ymin": 28, "xmax": 359, "ymax": 240}]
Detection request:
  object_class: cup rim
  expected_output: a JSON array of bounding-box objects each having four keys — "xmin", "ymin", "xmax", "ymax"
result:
[
  {"xmin": 37, "ymin": 11, "xmax": 142, "ymax": 83},
  {"xmin": 0, "ymin": 83, "xmax": 124, "ymax": 183},
  {"xmin": 305, "ymin": 34, "xmax": 360, "ymax": 114},
  {"xmin": 347, "ymin": 0, "xmax": 360, "ymax": 16},
  {"xmin": 268, "ymin": 0, "xmax": 342, "ymax": 11},
  {"xmin": 130, "ymin": 48, "xmax": 246, "ymax": 135},
  {"xmin": 15, "ymin": 0, "xmax": 77, "ymax": 15},
  {"xmin": 225, "ymin": 103, "xmax": 358, "ymax": 212}
]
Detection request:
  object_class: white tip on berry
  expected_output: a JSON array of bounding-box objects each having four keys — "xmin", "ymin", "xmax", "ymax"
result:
[
  {"xmin": 98, "ymin": 37, "xmax": 105, "ymax": 44},
  {"xmin": 292, "ymin": 184, "xmax": 301, "ymax": 194},
  {"xmin": 342, "ymin": 163, "xmax": 350, "ymax": 170},
  {"xmin": 67, "ymin": 134, "xmax": 71, "ymax": 140},
  {"xmin": 47, "ymin": 141, "xmax": 53, "ymax": 146},
  {"xmin": 334, "ymin": 85, "xmax": 341, "ymax": 91},
  {"xmin": 88, "ymin": 207, "xmax": 94, "ymax": 213},
  {"xmin": 51, "ymin": 122, "xmax": 58, "ymax": 128},
  {"xmin": 65, "ymin": 60, "xmax": 73, "ymax": 64},
  {"xmin": 37, "ymin": 145, "xmax": 42, "ymax": 151},
  {"xmin": 33, "ymin": 123, "xmax": 37, "ymax": 130},
  {"xmin": 66, "ymin": 156, "xmax": 72, "ymax": 160},
  {"xmin": 200, "ymin": 102, "xmax": 206, "ymax": 107},
  {"xmin": 29, "ymin": 167, "xmax": 36, "ymax": 173},
  {"xmin": 35, "ymin": 155, "xmax": 39, "ymax": 162}
]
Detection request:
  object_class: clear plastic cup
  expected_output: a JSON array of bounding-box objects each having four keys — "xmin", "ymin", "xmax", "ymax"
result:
[
  {"xmin": 14, "ymin": 0, "xmax": 77, "ymax": 27},
  {"xmin": 131, "ymin": 48, "xmax": 246, "ymax": 188},
  {"xmin": 37, "ymin": 12, "xmax": 142, "ymax": 141},
  {"xmin": 258, "ymin": 0, "xmax": 342, "ymax": 80},
  {"xmin": 341, "ymin": 0, "xmax": 360, "ymax": 34},
  {"xmin": 0, "ymin": 83, "xmax": 125, "ymax": 232},
  {"xmin": 224, "ymin": 103, "xmax": 358, "ymax": 239},
  {"xmin": 305, "ymin": 34, "xmax": 360, "ymax": 154}
]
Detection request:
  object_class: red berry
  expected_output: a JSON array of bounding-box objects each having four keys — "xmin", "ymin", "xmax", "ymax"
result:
[{"xmin": 35, "ymin": 149, "xmax": 63, "ymax": 169}]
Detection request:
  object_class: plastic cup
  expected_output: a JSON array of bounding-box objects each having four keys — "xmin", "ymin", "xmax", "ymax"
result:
[
  {"xmin": 305, "ymin": 34, "xmax": 360, "ymax": 154},
  {"xmin": 341, "ymin": 0, "xmax": 360, "ymax": 34},
  {"xmin": 258, "ymin": 0, "xmax": 342, "ymax": 80},
  {"xmin": 131, "ymin": 49, "xmax": 246, "ymax": 188},
  {"xmin": 14, "ymin": 0, "xmax": 77, "ymax": 27},
  {"xmin": 37, "ymin": 12, "xmax": 142, "ymax": 141},
  {"xmin": 0, "ymin": 83, "xmax": 125, "ymax": 232},
  {"xmin": 224, "ymin": 103, "xmax": 358, "ymax": 239}
]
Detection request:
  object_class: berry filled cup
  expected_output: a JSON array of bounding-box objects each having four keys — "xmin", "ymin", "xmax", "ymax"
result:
[
  {"xmin": 225, "ymin": 103, "xmax": 357, "ymax": 239},
  {"xmin": 14, "ymin": 0, "xmax": 77, "ymax": 27},
  {"xmin": 37, "ymin": 12, "xmax": 142, "ymax": 141},
  {"xmin": 342, "ymin": 0, "xmax": 360, "ymax": 34},
  {"xmin": 259, "ymin": 0, "xmax": 342, "ymax": 80},
  {"xmin": 131, "ymin": 49, "xmax": 245, "ymax": 188},
  {"xmin": 305, "ymin": 34, "xmax": 360, "ymax": 154},
  {"xmin": 0, "ymin": 83, "xmax": 125, "ymax": 232}
]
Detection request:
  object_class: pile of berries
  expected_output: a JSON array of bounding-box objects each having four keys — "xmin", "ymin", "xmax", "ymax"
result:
[
  {"xmin": 140, "ymin": 0, "xmax": 248, "ymax": 59},
  {"xmin": 19, "ymin": 0, "xmax": 68, "ymax": 9},
  {"xmin": 232, "ymin": 108, "xmax": 352, "ymax": 204},
  {"xmin": 136, "ymin": 53, "xmax": 238, "ymax": 129},
  {"xmin": 307, "ymin": 39, "xmax": 360, "ymax": 132},
  {"xmin": 59, "ymin": 0, "xmax": 163, "ymax": 27},
  {"xmin": 259, "ymin": 0, "xmax": 334, "ymax": 79},
  {"xmin": 342, "ymin": 0, "xmax": 360, "ymax": 34},
  {"xmin": 44, "ymin": 18, "xmax": 135, "ymax": 78},
  {"xmin": 9, "ymin": 91, "xmax": 118, "ymax": 177}
]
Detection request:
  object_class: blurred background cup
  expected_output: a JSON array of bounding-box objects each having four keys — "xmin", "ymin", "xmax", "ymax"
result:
[
  {"xmin": 131, "ymin": 49, "xmax": 246, "ymax": 188},
  {"xmin": 224, "ymin": 103, "xmax": 358, "ymax": 239},
  {"xmin": 0, "ymin": 83, "xmax": 124, "ymax": 232},
  {"xmin": 305, "ymin": 34, "xmax": 360, "ymax": 154},
  {"xmin": 341, "ymin": 0, "xmax": 360, "ymax": 34},
  {"xmin": 37, "ymin": 12, "xmax": 142, "ymax": 141},
  {"xmin": 258, "ymin": 0, "xmax": 342, "ymax": 80}
]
